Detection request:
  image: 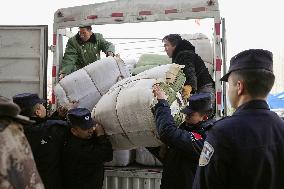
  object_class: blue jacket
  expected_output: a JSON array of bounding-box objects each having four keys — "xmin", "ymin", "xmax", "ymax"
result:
[
  {"xmin": 155, "ymin": 99, "xmax": 208, "ymax": 189},
  {"xmin": 24, "ymin": 118, "xmax": 68, "ymax": 189},
  {"xmin": 62, "ymin": 133, "xmax": 113, "ymax": 189},
  {"xmin": 193, "ymin": 100, "xmax": 284, "ymax": 189}
]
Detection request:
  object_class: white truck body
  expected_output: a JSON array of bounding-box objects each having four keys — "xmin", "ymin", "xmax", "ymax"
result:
[
  {"xmin": 0, "ymin": 1, "xmax": 226, "ymax": 189},
  {"xmin": 51, "ymin": 1, "xmax": 226, "ymax": 188},
  {"xmin": 51, "ymin": 0, "xmax": 227, "ymax": 117}
]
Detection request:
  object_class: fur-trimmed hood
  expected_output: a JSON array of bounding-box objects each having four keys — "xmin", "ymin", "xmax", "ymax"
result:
[
  {"xmin": 75, "ymin": 33, "xmax": 97, "ymax": 45},
  {"xmin": 0, "ymin": 96, "xmax": 34, "ymax": 124},
  {"xmin": 0, "ymin": 96, "xmax": 20, "ymax": 117},
  {"xmin": 172, "ymin": 39, "xmax": 195, "ymax": 61}
]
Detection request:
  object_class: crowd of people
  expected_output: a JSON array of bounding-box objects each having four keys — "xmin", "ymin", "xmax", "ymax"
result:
[{"xmin": 1, "ymin": 26, "xmax": 284, "ymax": 189}]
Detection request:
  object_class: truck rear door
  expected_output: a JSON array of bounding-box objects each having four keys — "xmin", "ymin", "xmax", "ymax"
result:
[{"xmin": 0, "ymin": 25, "xmax": 48, "ymax": 99}]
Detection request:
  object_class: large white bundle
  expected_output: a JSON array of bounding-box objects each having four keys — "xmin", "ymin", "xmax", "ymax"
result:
[
  {"xmin": 123, "ymin": 58, "xmax": 137, "ymax": 73},
  {"xmin": 136, "ymin": 147, "xmax": 162, "ymax": 166},
  {"xmin": 94, "ymin": 64, "xmax": 185, "ymax": 150},
  {"xmin": 105, "ymin": 150, "xmax": 135, "ymax": 166},
  {"xmin": 55, "ymin": 57, "xmax": 130, "ymax": 111},
  {"xmin": 181, "ymin": 33, "xmax": 213, "ymax": 64}
]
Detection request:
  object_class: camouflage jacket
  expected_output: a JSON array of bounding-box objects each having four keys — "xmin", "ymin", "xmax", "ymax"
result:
[{"xmin": 0, "ymin": 118, "xmax": 44, "ymax": 189}]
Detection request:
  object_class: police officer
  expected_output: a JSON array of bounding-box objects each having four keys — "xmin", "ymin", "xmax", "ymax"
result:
[
  {"xmin": 152, "ymin": 86, "xmax": 213, "ymax": 189},
  {"xmin": 62, "ymin": 108, "xmax": 113, "ymax": 189},
  {"xmin": 193, "ymin": 49, "xmax": 284, "ymax": 189},
  {"xmin": 0, "ymin": 95, "xmax": 44, "ymax": 189},
  {"xmin": 13, "ymin": 93, "xmax": 68, "ymax": 189}
]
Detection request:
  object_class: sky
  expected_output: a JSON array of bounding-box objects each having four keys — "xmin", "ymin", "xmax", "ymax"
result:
[{"xmin": 0, "ymin": 0, "xmax": 283, "ymax": 92}]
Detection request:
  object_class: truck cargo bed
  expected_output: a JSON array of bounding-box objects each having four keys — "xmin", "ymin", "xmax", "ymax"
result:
[{"xmin": 104, "ymin": 166, "xmax": 162, "ymax": 189}]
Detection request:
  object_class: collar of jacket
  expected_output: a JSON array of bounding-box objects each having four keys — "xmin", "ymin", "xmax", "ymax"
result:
[
  {"xmin": 75, "ymin": 33, "xmax": 97, "ymax": 45},
  {"xmin": 234, "ymin": 100, "xmax": 269, "ymax": 115},
  {"xmin": 172, "ymin": 39, "xmax": 195, "ymax": 62},
  {"xmin": 30, "ymin": 117, "xmax": 46, "ymax": 124},
  {"xmin": 180, "ymin": 121, "xmax": 204, "ymax": 132},
  {"xmin": 202, "ymin": 119, "xmax": 216, "ymax": 131},
  {"xmin": 69, "ymin": 132, "xmax": 96, "ymax": 142},
  {"xmin": 0, "ymin": 119, "xmax": 10, "ymax": 132}
]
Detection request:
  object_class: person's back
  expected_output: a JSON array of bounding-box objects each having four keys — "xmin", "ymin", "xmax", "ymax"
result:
[
  {"xmin": 24, "ymin": 119, "xmax": 67, "ymax": 189},
  {"xmin": 13, "ymin": 93, "xmax": 68, "ymax": 189},
  {"xmin": 209, "ymin": 101, "xmax": 284, "ymax": 188},
  {"xmin": 193, "ymin": 49, "xmax": 284, "ymax": 189},
  {"xmin": 0, "ymin": 96, "xmax": 44, "ymax": 189},
  {"xmin": 161, "ymin": 122, "xmax": 206, "ymax": 189},
  {"xmin": 153, "ymin": 90, "xmax": 213, "ymax": 189}
]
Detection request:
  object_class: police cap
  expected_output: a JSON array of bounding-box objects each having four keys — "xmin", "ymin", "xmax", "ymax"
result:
[
  {"xmin": 13, "ymin": 93, "xmax": 46, "ymax": 110},
  {"xmin": 181, "ymin": 93, "xmax": 212, "ymax": 115},
  {"xmin": 67, "ymin": 108, "xmax": 95, "ymax": 129},
  {"xmin": 220, "ymin": 49, "xmax": 273, "ymax": 82}
]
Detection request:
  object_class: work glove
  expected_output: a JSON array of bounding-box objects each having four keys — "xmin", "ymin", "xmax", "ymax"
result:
[
  {"xmin": 106, "ymin": 51, "xmax": 114, "ymax": 57},
  {"xmin": 182, "ymin": 85, "xmax": 192, "ymax": 101}
]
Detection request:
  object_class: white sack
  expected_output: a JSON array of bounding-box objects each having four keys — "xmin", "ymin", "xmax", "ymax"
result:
[
  {"xmin": 94, "ymin": 64, "xmax": 185, "ymax": 150},
  {"xmin": 123, "ymin": 58, "xmax": 137, "ymax": 73},
  {"xmin": 105, "ymin": 150, "xmax": 135, "ymax": 166},
  {"xmin": 136, "ymin": 147, "xmax": 162, "ymax": 166},
  {"xmin": 54, "ymin": 57, "xmax": 130, "ymax": 111},
  {"xmin": 181, "ymin": 33, "xmax": 213, "ymax": 64}
]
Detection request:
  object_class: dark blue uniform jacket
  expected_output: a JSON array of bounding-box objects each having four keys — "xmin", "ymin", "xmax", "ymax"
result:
[
  {"xmin": 193, "ymin": 100, "xmax": 284, "ymax": 189},
  {"xmin": 62, "ymin": 133, "xmax": 113, "ymax": 189},
  {"xmin": 24, "ymin": 118, "xmax": 68, "ymax": 189},
  {"xmin": 155, "ymin": 99, "xmax": 210, "ymax": 189}
]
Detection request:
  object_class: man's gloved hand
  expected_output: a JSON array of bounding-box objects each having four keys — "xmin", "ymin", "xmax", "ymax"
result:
[{"xmin": 182, "ymin": 85, "xmax": 192, "ymax": 100}]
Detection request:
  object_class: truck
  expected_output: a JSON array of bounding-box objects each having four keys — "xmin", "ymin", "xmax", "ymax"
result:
[{"xmin": 0, "ymin": 0, "xmax": 226, "ymax": 189}]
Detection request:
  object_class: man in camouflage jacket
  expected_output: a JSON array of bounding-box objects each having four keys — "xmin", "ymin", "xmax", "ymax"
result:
[{"xmin": 0, "ymin": 96, "xmax": 44, "ymax": 189}]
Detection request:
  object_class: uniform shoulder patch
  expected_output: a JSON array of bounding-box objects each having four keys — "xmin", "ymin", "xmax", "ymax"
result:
[{"xmin": 199, "ymin": 141, "xmax": 214, "ymax": 166}]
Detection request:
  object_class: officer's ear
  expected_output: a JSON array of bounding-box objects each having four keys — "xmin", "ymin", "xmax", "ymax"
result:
[
  {"xmin": 237, "ymin": 80, "xmax": 245, "ymax": 96},
  {"xmin": 202, "ymin": 115, "xmax": 209, "ymax": 121},
  {"xmin": 70, "ymin": 127, "xmax": 79, "ymax": 137},
  {"xmin": 34, "ymin": 104, "xmax": 42, "ymax": 117}
]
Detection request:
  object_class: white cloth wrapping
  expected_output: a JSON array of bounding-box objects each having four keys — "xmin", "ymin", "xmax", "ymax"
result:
[
  {"xmin": 136, "ymin": 147, "xmax": 162, "ymax": 166},
  {"xmin": 55, "ymin": 57, "xmax": 130, "ymax": 111},
  {"xmin": 94, "ymin": 64, "xmax": 184, "ymax": 149}
]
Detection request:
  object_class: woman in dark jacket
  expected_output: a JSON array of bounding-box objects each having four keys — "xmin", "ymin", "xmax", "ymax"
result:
[{"xmin": 162, "ymin": 34, "xmax": 214, "ymax": 102}]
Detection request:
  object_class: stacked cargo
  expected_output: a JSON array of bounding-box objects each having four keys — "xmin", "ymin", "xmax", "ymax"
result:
[
  {"xmin": 93, "ymin": 64, "xmax": 186, "ymax": 149},
  {"xmin": 54, "ymin": 56, "xmax": 130, "ymax": 111}
]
